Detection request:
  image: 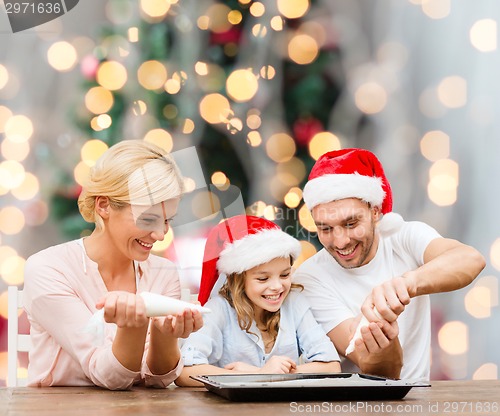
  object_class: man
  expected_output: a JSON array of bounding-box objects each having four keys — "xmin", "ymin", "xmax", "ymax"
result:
[{"xmin": 293, "ymin": 148, "xmax": 485, "ymax": 380}]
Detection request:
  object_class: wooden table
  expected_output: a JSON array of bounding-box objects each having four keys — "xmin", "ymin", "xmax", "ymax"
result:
[{"xmin": 1, "ymin": 381, "xmax": 499, "ymax": 416}]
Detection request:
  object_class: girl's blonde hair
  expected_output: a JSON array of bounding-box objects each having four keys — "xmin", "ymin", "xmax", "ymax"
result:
[
  {"xmin": 219, "ymin": 258, "xmax": 303, "ymax": 345},
  {"xmin": 78, "ymin": 140, "xmax": 184, "ymax": 231}
]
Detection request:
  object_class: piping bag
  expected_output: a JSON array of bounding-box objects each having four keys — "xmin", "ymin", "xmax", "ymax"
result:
[
  {"xmin": 85, "ymin": 292, "xmax": 211, "ymax": 345},
  {"xmin": 345, "ymin": 308, "xmax": 382, "ymax": 355}
]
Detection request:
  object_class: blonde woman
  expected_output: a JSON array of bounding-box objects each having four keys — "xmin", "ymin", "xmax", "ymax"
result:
[
  {"xmin": 23, "ymin": 140, "xmax": 202, "ymax": 390},
  {"xmin": 175, "ymin": 215, "xmax": 340, "ymax": 387}
]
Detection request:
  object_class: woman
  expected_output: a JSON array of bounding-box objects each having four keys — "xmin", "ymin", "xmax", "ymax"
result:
[{"xmin": 23, "ymin": 140, "xmax": 202, "ymax": 390}]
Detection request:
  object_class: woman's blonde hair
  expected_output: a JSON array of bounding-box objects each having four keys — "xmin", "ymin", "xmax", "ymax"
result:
[
  {"xmin": 78, "ymin": 140, "xmax": 184, "ymax": 231},
  {"xmin": 219, "ymin": 258, "xmax": 303, "ymax": 346}
]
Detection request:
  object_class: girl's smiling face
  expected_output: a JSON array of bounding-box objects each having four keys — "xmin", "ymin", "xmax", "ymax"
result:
[{"xmin": 244, "ymin": 256, "xmax": 292, "ymax": 319}]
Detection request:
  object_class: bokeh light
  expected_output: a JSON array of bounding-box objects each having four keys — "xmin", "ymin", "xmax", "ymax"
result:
[
  {"xmin": 1, "ymin": 139, "xmax": 30, "ymax": 162},
  {"xmin": 464, "ymin": 286, "xmax": 491, "ymax": 319},
  {"xmin": 294, "ymin": 240, "xmax": 317, "ymax": 268},
  {"xmin": 0, "ymin": 254, "xmax": 25, "ymax": 285},
  {"xmin": 470, "ymin": 19, "xmax": 497, "ymax": 52},
  {"xmin": 11, "ymin": 173, "xmax": 39, "ymax": 201},
  {"xmin": 250, "ymin": 2, "xmax": 265, "ymax": 17},
  {"xmin": 73, "ymin": 161, "xmax": 91, "ymax": 186},
  {"xmin": 437, "ymin": 76, "xmax": 467, "ymax": 108},
  {"xmin": 420, "ymin": 130, "xmax": 450, "ymax": 161},
  {"xmin": 228, "ymin": 10, "xmax": 243, "ymax": 25},
  {"xmin": 284, "ymin": 187, "xmax": 303, "ymax": 208},
  {"xmin": 0, "ymin": 64, "xmax": 8, "ymax": 89},
  {"xmin": 247, "ymin": 131, "xmax": 262, "ymax": 147},
  {"xmin": 47, "ymin": 41, "xmax": 78, "ymax": 72},
  {"xmin": 298, "ymin": 204, "xmax": 317, "ymax": 232},
  {"xmin": 199, "ymin": 93, "xmax": 231, "ymax": 124},
  {"xmin": 438, "ymin": 321, "xmax": 468, "ymax": 355},
  {"xmin": 205, "ymin": 4, "xmax": 232, "ymax": 33},
  {"xmin": 427, "ymin": 158, "xmax": 458, "ymax": 206},
  {"xmin": 0, "ymin": 106, "xmax": 13, "ymax": 133},
  {"xmin": 270, "ymin": 16, "xmax": 284, "ymax": 31},
  {"xmin": 81, "ymin": 140, "xmax": 109, "ymax": 167},
  {"xmin": 128, "ymin": 27, "xmax": 139, "ymax": 43},
  {"xmin": 138, "ymin": 60, "xmax": 168, "ymax": 90},
  {"xmin": 309, "ymin": 132, "xmax": 341, "ymax": 160},
  {"xmin": 85, "ymin": 87, "xmax": 114, "ymax": 114},
  {"xmin": 473, "ymin": 363, "xmax": 498, "ymax": 380},
  {"xmin": 354, "ymin": 82, "xmax": 388, "ymax": 114},
  {"xmin": 97, "ymin": 61, "xmax": 128, "ymax": 91},
  {"xmin": 182, "ymin": 118, "xmax": 195, "ymax": 134},
  {"xmin": 140, "ymin": 0, "xmax": 170, "ymax": 19},
  {"xmin": 277, "ymin": 0, "xmax": 310, "ymax": 19},
  {"xmin": 260, "ymin": 65, "xmax": 276, "ymax": 80},
  {"xmin": 266, "ymin": 133, "xmax": 296, "ymax": 162},
  {"xmin": 226, "ymin": 69, "xmax": 259, "ymax": 102},
  {"xmin": 421, "ymin": 0, "xmax": 450, "ymax": 20},
  {"xmin": 0, "ymin": 206, "xmax": 25, "ymax": 235},
  {"xmin": 4, "ymin": 115, "xmax": 34, "ymax": 143},
  {"xmin": 490, "ymin": 239, "xmax": 500, "ymax": 271},
  {"xmin": 288, "ymin": 34, "xmax": 318, "ymax": 65},
  {"xmin": 252, "ymin": 24, "xmax": 267, "ymax": 38},
  {"xmin": 191, "ymin": 191, "xmax": 221, "ymax": 219},
  {"xmin": 246, "ymin": 113, "xmax": 261, "ymax": 129},
  {"xmin": 246, "ymin": 200, "xmax": 266, "ymax": 217},
  {"xmin": 132, "ymin": 100, "xmax": 147, "ymax": 116},
  {"xmin": 0, "ymin": 160, "xmax": 26, "ymax": 190},
  {"xmin": 143, "ymin": 129, "xmax": 173, "ymax": 152},
  {"xmin": 24, "ymin": 200, "xmax": 49, "ymax": 227}
]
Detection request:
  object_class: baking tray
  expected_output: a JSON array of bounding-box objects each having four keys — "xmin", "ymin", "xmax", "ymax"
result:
[{"xmin": 191, "ymin": 372, "xmax": 430, "ymax": 402}]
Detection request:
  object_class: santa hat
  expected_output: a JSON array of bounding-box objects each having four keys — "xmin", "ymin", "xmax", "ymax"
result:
[
  {"xmin": 303, "ymin": 148, "xmax": 403, "ymax": 234},
  {"xmin": 198, "ymin": 215, "xmax": 301, "ymax": 305}
]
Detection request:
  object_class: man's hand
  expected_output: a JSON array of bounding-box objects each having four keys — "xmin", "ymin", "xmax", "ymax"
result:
[
  {"xmin": 361, "ymin": 277, "xmax": 411, "ymax": 323},
  {"xmin": 348, "ymin": 317, "xmax": 402, "ymax": 379}
]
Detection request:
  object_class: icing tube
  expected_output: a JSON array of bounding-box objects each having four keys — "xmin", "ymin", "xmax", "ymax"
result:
[
  {"xmin": 139, "ymin": 292, "xmax": 211, "ymax": 316},
  {"xmin": 84, "ymin": 293, "xmax": 211, "ymax": 346},
  {"xmin": 345, "ymin": 308, "xmax": 383, "ymax": 356}
]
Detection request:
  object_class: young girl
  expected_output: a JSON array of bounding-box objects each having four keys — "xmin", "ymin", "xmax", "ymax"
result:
[
  {"xmin": 175, "ymin": 215, "xmax": 340, "ymax": 386},
  {"xmin": 23, "ymin": 140, "xmax": 203, "ymax": 390}
]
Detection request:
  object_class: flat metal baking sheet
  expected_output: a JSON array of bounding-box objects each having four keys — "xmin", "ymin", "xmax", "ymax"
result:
[{"xmin": 191, "ymin": 373, "xmax": 430, "ymax": 402}]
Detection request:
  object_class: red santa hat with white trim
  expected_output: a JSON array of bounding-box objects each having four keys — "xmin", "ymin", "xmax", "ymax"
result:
[
  {"xmin": 302, "ymin": 148, "xmax": 403, "ymax": 234},
  {"xmin": 198, "ymin": 215, "xmax": 302, "ymax": 306}
]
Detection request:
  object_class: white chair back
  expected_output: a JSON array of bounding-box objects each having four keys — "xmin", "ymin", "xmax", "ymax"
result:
[{"xmin": 7, "ymin": 286, "xmax": 31, "ymax": 387}]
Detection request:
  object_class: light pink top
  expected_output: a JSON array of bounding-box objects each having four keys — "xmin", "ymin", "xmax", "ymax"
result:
[{"xmin": 23, "ymin": 239, "xmax": 183, "ymax": 390}]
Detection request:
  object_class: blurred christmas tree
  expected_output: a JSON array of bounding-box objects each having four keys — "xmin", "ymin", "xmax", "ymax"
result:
[{"xmin": 54, "ymin": 0, "xmax": 345, "ymax": 257}]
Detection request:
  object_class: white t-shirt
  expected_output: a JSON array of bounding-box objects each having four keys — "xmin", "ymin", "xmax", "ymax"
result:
[{"xmin": 293, "ymin": 220, "xmax": 441, "ymax": 380}]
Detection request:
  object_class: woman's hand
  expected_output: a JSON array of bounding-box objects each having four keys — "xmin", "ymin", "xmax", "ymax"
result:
[
  {"xmin": 96, "ymin": 291, "xmax": 148, "ymax": 328},
  {"xmin": 151, "ymin": 309, "xmax": 203, "ymax": 339}
]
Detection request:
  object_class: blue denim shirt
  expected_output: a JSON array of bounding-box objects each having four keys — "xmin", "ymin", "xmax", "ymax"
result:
[{"xmin": 181, "ymin": 290, "xmax": 339, "ymax": 367}]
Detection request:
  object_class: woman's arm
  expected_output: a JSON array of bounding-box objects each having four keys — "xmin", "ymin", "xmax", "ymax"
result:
[{"xmin": 146, "ymin": 310, "xmax": 203, "ymax": 375}]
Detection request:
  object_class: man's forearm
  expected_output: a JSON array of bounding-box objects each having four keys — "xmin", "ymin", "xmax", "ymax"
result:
[{"xmin": 404, "ymin": 240, "xmax": 485, "ymax": 298}]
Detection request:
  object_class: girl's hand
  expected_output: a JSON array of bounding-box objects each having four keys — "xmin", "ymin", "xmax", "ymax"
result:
[
  {"xmin": 260, "ymin": 356, "xmax": 297, "ymax": 374},
  {"xmin": 96, "ymin": 291, "xmax": 148, "ymax": 328},
  {"xmin": 152, "ymin": 309, "xmax": 203, "ymax": 338},
  {"xmin": 224, "ymin": 362, "xmax": 260, "ymax": 372}
]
